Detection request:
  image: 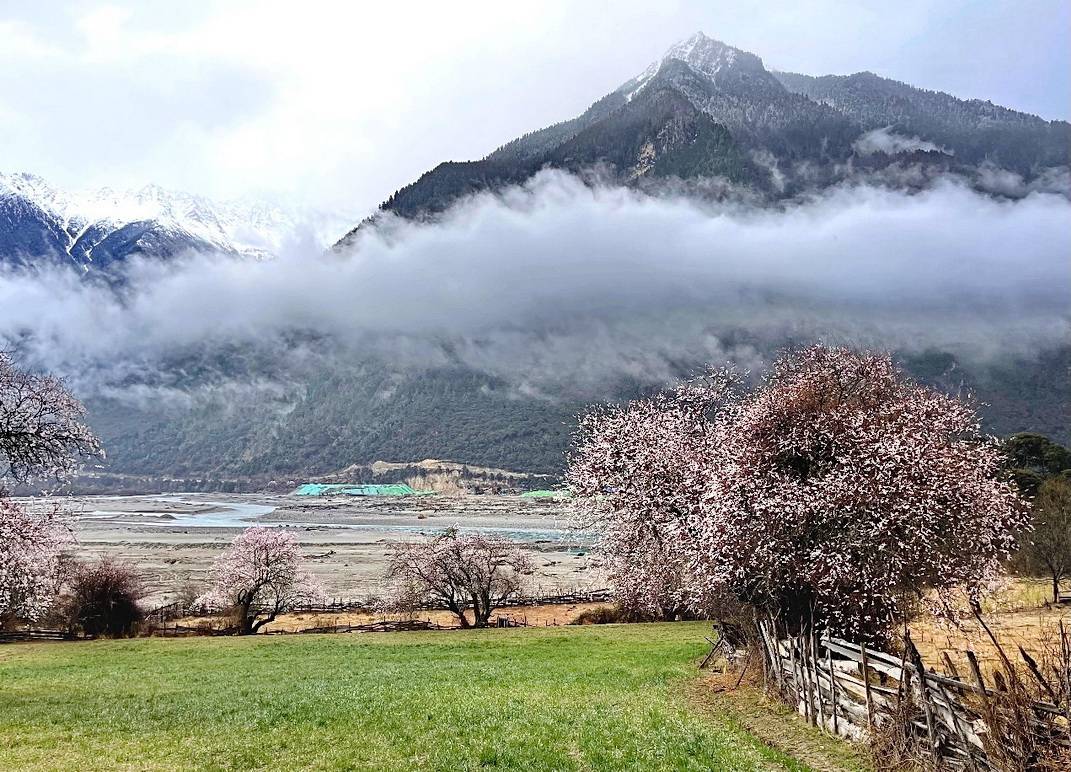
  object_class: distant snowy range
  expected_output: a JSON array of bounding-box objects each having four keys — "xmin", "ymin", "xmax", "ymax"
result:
[
  {"xmin": 0, "ymin": 171, "xmax": 342, "ymax": 270},
  {"xmin": 1, "ymin": 32, "xmax": 1068, "ymax": 488}
]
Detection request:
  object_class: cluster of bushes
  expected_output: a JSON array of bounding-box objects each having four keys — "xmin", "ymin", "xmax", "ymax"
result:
[
  {"xmin": 49, "ymin": 559, "xmax": 146, "ymax": 638},
  {"xmin": 569, "ymin": 604, "xmax": 703, "ymax": 625}
]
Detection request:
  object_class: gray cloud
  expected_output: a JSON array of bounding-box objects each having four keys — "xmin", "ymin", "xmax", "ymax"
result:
[{"xmin": 1, "ymin": 171, "xmax": 1068, "ymax": 402}]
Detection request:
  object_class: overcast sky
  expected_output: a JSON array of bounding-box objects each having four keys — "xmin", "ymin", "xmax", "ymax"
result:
[{"xmin": 1, "ymin": 0, "xmax": 1068, "ymax": 218}]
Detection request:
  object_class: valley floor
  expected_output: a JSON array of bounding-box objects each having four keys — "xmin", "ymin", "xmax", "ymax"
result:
[
  {"xmin": 0, "ymin": 623, "xmax": 849, "ymax": 771},
  {"xmin": 23, "ymin": 493, "xmax": 602, "ymax": 603}
]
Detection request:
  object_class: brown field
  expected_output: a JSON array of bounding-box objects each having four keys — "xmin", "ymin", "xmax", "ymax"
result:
[
  {"xmin": 246, "ymin": 601, "xmax": 613, "ymax": 632},
  {"xmin": 910, "ymin": 578, "xmax": 1070, "ymax": 676}
]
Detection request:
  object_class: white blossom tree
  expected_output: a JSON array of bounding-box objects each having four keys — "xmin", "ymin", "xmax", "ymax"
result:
[
  {"xmin": 0, "ymin": 354, "xmax": 100, "ymax": 627},
  {"xmin": 386, "ymin": 528, "xmax": 533, "ymax": 628},
  {"xmin": 569, "ymin": 346, "xmax": 1027, "ymax": 641},
  {"xmin": 0, "ymin": 498, "xmax": 67, "ymax": 627},
  {"xmin": 196, "ymin": 527, "xmax": 324, "ymax": 635},
  {"xmin": 566, "ymin": 372, "xmax": 736, "ymax": 619}
]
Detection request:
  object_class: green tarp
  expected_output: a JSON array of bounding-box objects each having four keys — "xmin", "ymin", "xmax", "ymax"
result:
[
  {"xmin": 520, "ymin": 489, "xmax": 571, "ymax": 498},
  {"xmin": 293, "ymin": 483, "xmax": 429, "ymax": 497}
]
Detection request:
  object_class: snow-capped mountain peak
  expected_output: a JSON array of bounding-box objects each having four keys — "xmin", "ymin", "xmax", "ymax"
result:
[
  {"xmin": 662, "ymin": 32, "xmax": 743, "ymax": 78},
  {"xmin": 619, "ymin": 32, "xmax": 759, "ymax": 102},
  {"xmin": 0, "ymin": 172, "xmax": 322, "ymax": 271}
]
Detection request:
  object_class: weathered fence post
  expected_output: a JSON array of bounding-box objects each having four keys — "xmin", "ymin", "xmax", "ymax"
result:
[
  {"xmin": 811, "ymin": 633, "xmax": 826, "ymax": 729},
  {"xmin": 858, "ymin": 642, "xmax": 875, "ymax": 731},
  {"xmin": 802, "ymin": 633, "xmax": 818, "ymax": 727},
  {"xmin": 825, "ymin": 640, "xmax": 839, "ymax": 736},
  {"xmin": 768, "ymin": 620, "xmax": 783, "ymax": 691},
  {"xmin": 907, "ymin": 634, "xmax": 940, "ymax": 757},
  {"xmin": 789, "ymin": 635, "xmax": 807, "ymax": 722}
]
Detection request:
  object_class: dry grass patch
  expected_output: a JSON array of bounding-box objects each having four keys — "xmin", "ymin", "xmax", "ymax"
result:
[{"xmin": 909, "ymin": 578, "xmax": 1071, "ymax": 676}]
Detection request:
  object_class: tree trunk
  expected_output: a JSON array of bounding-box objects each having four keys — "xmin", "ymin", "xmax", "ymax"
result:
[
  {"xmin": 251, "ymin": 612, "xmax": 276, "ymax": 634},
  {"xmin": 1054, "ymin": 574, "xmax": 1062, "ymax": 604},
  {"xmin": 237, "ymin": 597, "xmax": 255, "ymax": 635}
]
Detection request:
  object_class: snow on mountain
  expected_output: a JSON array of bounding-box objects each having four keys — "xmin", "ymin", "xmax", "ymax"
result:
[
  {"xmin": 0, "ymin": 172, "xmax": 328, "ymax": 271},
  {"xmin": 345, "ymin": 30, "xmax": 1069, "ymax": 232},
  {"xmin": 619, "ymin": 32, "xmax": 749, "ymax": 102}
]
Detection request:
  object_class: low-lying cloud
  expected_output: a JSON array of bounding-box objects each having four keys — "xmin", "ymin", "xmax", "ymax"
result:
[
  {"xmin": 852, "ymin": 127, "xmax": 949, "ymax": 156},
  {"xmin": 1, "ymin": 170, "xmax": 1068, "ymax": 402}
]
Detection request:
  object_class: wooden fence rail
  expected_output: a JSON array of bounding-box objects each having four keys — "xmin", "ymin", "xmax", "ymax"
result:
[
  {"xmin": 144, "ymin": 600, "xmax": 190, "ymax": 623},
  {"xmin": 0, "ymin": 629, "xmax": 75, "ymax": 643},
  {"xmin": 750, "ymin": 619, "xmax": 1068, "ymax": 770},
  {"xmin": 288, "ymin": 588, "xmax": 613, "ymax": 615}
]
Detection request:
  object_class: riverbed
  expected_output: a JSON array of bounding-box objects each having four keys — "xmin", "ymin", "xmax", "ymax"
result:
[{"xmin": 24, "ymin": 493, "xmax": 602, "ymax": 604}]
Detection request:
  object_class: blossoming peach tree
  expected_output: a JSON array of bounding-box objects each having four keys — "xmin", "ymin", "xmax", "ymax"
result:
[
  {"xmin": 567, "ymin": 371, "xmax": 737, "ymax": 620},
  {"xmin": 0, "ymin": 353, "xmax": 101, "ymax": 627},
  {"xmin": 568, "ymin": 346, "xmax": 1027, "ymax": 641},
  {"xmin": 386, "ymin": 528, "xmax": 533, "ymax": 628},
  {"xmin": 0, "ymin": 497, "xmax": 67, "ymax": 626},
  {"xmin": 196, "ymin": 527, "xmax": 324, "ymax": 635}
]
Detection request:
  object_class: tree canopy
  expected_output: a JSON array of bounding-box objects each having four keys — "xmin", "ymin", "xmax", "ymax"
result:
[
  {"xmin": 196, "ymin": 527, "xmax": 323, "ymax": 635},
  {"xmin": 569, "ymin": 346, "xmax": 1027, "ymax": 641}
]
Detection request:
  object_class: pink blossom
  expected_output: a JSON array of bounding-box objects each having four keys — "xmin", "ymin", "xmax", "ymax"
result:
[
  {"xmin": 197, "ymin": 527, "xmax": 323, "ymax": 634},
  {"xmin": 569, "ymin": 346, "xmax": 1027, "ymax": 640},
  {"xmin": 0, "ymin": 498, "xmax": 67, "ymax": 625}
]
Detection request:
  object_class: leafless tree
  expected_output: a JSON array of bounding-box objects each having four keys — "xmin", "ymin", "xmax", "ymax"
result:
[
  {"xmin": 57, "ymin": 558, "xmax": 147, "ymax": 638},
  {"xmin": 1017, "ymin": 478, "xmax": 1071, "ymax": 602},
  {"xmin": 386, "ymin": 528, "xmax": 533, "ymax": 628}
]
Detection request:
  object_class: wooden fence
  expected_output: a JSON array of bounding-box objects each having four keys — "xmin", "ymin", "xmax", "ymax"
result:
[
  {"xmin": 749, "ymin": 620, "xmax": 1069, "ymax": 769},
  {"xmin": 265, "ymin": 619, "xmax": 446, "ymax": 635},
  {"xmin": 0, "ymin": 629, "xmax": 75, "ymax": 643},
  {"xmin": 144, "ymin": 600, "xmax": 190, "ymax": 624},
  {"xmin": 107, "ymin": 588, "xmax": 615, "ymax": 639},
  {"xmin": 289, "ymin": 588, "xmax": 613, "ymax": 615}
]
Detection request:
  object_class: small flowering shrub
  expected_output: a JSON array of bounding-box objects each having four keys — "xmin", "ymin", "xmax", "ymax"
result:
[
  {"xmin": 196, "ymin": 527, "xmax": 324, "ymax": 634},
  {"xmin": 569, "ymin": 346, "xmax": 1027, "ymax": 640}
]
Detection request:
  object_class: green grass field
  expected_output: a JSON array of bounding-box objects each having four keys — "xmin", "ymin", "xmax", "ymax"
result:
[{"xmin": 0, "ymin": 623, "xmax": 815, "ymax": 771}]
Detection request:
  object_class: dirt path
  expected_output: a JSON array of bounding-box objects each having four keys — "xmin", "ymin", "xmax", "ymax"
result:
[{"xmin": 688, "ymin": 672, "xmax": 872, "ymax": 772}]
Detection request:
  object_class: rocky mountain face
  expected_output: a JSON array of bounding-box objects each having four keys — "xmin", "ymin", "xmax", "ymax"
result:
[
  {"xmin": 336, "ymin": 32, "xmax": 1069, "ymax": 247},
  {"xmin": 0, "ymin": 172, "xmax": 300, "ymax": 271}
]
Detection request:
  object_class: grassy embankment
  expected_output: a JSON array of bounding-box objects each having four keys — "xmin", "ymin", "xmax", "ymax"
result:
[{"xmin": 0, "ymin": 622, "xmax": 860, "ymax": 771}]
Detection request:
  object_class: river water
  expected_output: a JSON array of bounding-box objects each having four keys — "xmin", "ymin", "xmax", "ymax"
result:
[{"xmin": 82, "ymin": 494, "xmax": 581, "ymax": 544}]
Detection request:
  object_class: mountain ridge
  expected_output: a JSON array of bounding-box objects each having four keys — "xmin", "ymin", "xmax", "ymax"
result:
[
  {"xmin": 335, "ymin": 31, "xmax": 1069, "ymax": 249},
  {"xmin": 0, "ymin": 172, "xmax": 313, "ymax": 271},
  {"xmin": 1, "ymin": 32, "xmax": 1066, "ymax": 486}
]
